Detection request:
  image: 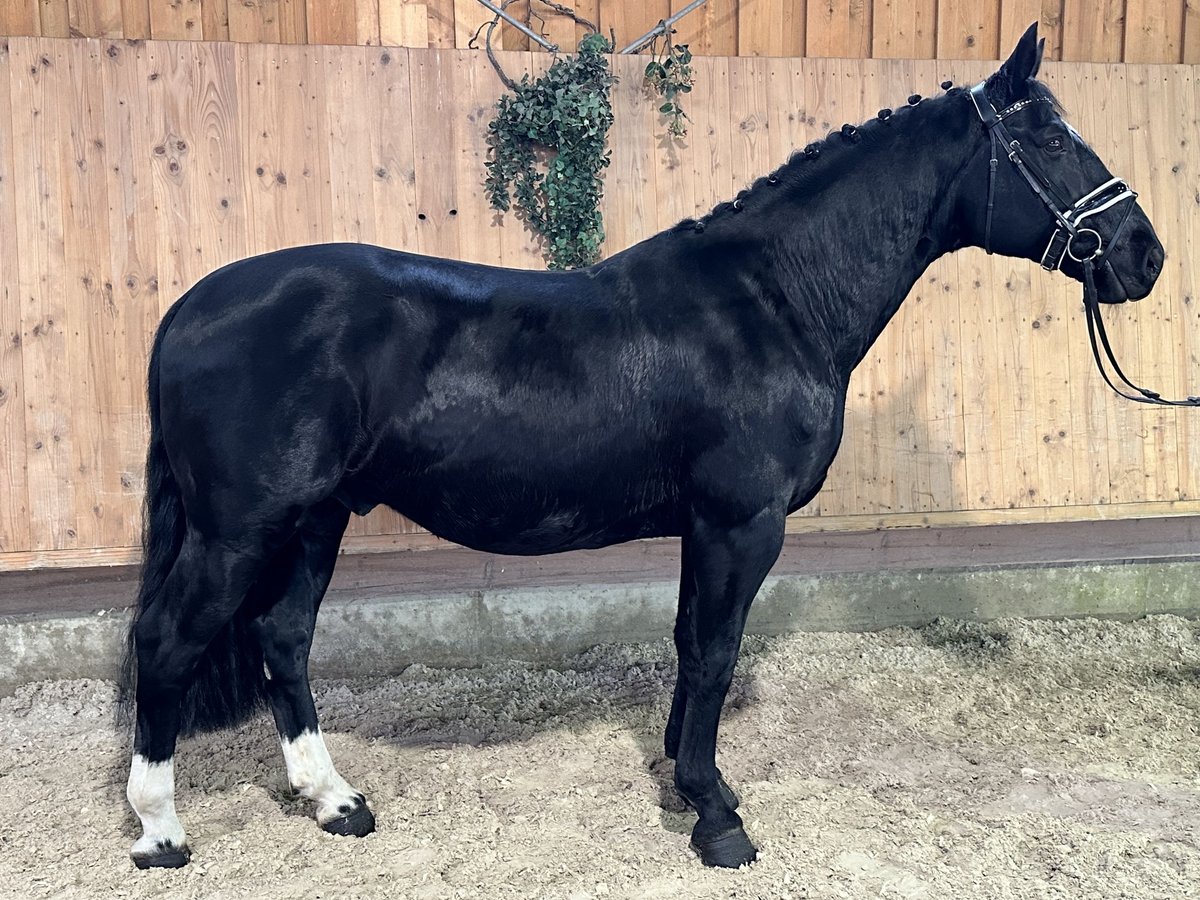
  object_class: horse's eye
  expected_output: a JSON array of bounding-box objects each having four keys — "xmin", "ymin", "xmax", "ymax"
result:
[{"xmin": 1045, "ymin": 136, "xmax": 1065, "ymax": 153}]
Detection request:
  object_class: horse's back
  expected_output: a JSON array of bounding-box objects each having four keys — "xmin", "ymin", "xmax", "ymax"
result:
[{"xmin": 155, "ymin": 243, "xmax": 697, "ymax": 550}]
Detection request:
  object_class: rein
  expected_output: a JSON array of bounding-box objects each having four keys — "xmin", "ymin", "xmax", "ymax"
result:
[{"xmin": 969, "ymin": 82, "xmax": 1200, "ymax": 408}]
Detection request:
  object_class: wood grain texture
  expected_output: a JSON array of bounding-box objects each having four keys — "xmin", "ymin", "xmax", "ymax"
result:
[
  {"xmin": 0, "ymin": 0, "xmax": 1190, "ymax": 63},
  {"xmin": 0, "ymin": 40, "xmax": 30, "ymax": 554},
  {"xmin": 1126, "ymin": 0, "xmax": 1185, "ymax": 63},
  {"xmin": 936, "ymin": 0, "xmax": 999, "ymax": 59},
  {"xmin": 2, "ymin": 41, "xmax": 1199, "ymax": 568},
  {"xmin": 1061, "ymin": 0, "xmax": 1124, "ymax": 62},
  {"xmin": 147, "ymin": 0, "xmax": 201, "ymax": 39},
  {"xmin": 872, "ymin": 0, "xmax": 935, "ymax": 58}
]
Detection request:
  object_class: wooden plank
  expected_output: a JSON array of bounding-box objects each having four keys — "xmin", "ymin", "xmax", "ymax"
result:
[
  {"xmin": 936, "ymin": 0, "xmax": 999, "ymax": 60},
  {"xmin": 122, "ymin": 0, "xmax": 154, "ymax": 38},
  {"xmin": 381, "ymin": 0, "xmax": 429, "ymax": 45},
  {"xmin": 451, "ymin": 0, "xmax": 484, "ymax": 48},
  {"xmin": 726, "ymin": 55, "xmax": 771, "ymax": 194},
  {"xmin": 671, "ymin": 0, "xmax": 739, "ymax": 56},
  {"xmin": 192, "ymin": 43, "xmax": 247, "ymax": 274},
  {"xmin": 873, "ymin": 0, "xmax": 936, "ymax": 58},
  {"xmin": 1061, "ymin": 0, "xmax": 1124, "ymax": 62},
  {"xmin": 148, "ymin": 0, "xmax": 202, "ymax": 38},
  {"xmin": 449, "ymin": 49, "xmax": 505, "ymax": 264},
  {"xmin": 0, "ymin": 1, "xmax": 40, "ymax": 34},
  {"xmin": 326, "ymin": 46, "xmax": 377, "ymax": 244},
  {"xmin": 228, "ymin": 0, "xmax": 282, "ymax": 43},
  {"xmin": 201, "ymin": 0, "xmax": 230, "ymax": 40},
  {"xmin": 1050, "ymin": 63, "xmax": 1111, "ymax": 505},
  {"xmin": 1128, "ymin": 63, "xmax": 1183, "ymax": 500},
  {"xmin": 306, "ymin": 0, "xmax": 357, "ymax": 43},
  {"xmin": 1186, "ymin": 0, "xmax": 1200, "ymax": 63},
  {"xmin": 143, "ymin": 41, "xmax": 198, "ymax": 305},
  {"xmin": 36, "ymin": 0, "xmax": 68, "ymax": 37},
  {"xmin": 1038, "ymin": 0, "xmax": 1065, "ymax": 61},
  {"xmin": 0, "ymin": 39, "xmax": 31, "ymax": 554},
  {"xmin": 68, "ymin": 0, "xmax": 123, "ymax": 36},
  {"xmin": 357, "ymin": 0, "xmax": 381, "ymax": 43},
  {"xmin": 806, "ymin": 0, "xmax": 870, "ymax": 58},
  {"xmin": 1175, "ymin": 66, "xmax": 1200, "ymax": 500},
  {"xmin": 1093, "ymin": 63, "xmax": 1147, "ymax": 503},
  {"xmin": 380, "ymin": 0, "xmax": 429, "ymax": 46},
  {"xmin": 603, "ymin": 52, "xmax": 658, "ymax": 253},
  {"xmin": 1125, "ymin": 0, "xmax": 1185, "ymax": 63},
  {"xmin": 238, "ymin": 44, "xmax": 332, "ymax": 262},
  {"xmin": 58, "ymin": 40, "xmax": 119, "ymax": 547},
  {"xmin": 99, "ymin": 38, "xmax": 163, "ymax": 537},
  {"xmin": 603, "ymin": 0, "xmax": 670, "ymax": 52},
  {"xmin": 738, "ymin": 0, "xmax": 783, "ymax": 56},
  {"xmin": 367, "ymin": 46, "xmax": 420, "ymax": 251},
  {"xmin": 10, "ymin": 39, "xmax": 78, "ymax": 550},
  {"xmin": 685, "ymin": 54, "xmax": 734, "ymax": 221},
  {"xmin": 407, "ymin": 49, "xmax": 460, "ymax": 258},
  {"xmin": 424, "ymin": 0, "xmax": 455, "ymax": 47},
  {"xmin": 999, "ymin": 1, "xmax": 1043, "ymax": 59},
  {"xmin": 277, "ymin": 0, "xmax": 307, "ymax": 42},
  {"xmin": 541, "ymin": 0, "xmax": 575, "ymax": 50}
]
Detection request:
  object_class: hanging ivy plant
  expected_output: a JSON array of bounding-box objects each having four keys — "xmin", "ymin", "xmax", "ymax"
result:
[
  {"xmin": 644, "ymin": 33, "xmax": 694, "ymax": 139},
  {"xmin": 484, "ymin": 32, "xmax": 616, "ymax": 270}
]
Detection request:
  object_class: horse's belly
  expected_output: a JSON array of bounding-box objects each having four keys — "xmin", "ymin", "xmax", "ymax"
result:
[{"xmin": 344, "ymin": 463, "xmax": 680, "ymax": 555}]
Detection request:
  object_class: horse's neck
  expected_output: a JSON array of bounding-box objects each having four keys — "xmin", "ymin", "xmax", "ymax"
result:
[{"xmin": 768, "ymin": 102, "xmax": 976, "ymax": 374}]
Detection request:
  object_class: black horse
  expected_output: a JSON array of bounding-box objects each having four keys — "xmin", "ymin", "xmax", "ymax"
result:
[{"xmin": 120, "ymin": 24, "xmax": 1164, "ymax": 870}]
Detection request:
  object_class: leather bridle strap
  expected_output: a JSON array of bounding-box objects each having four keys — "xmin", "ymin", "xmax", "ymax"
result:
[
  {"xmin": 969, "ymin": 81, "xmax": 1200, "ymax": 408},
  {"xmin": 1081, "ymin": 260, "xmax": 1200, "ymax": 406}
]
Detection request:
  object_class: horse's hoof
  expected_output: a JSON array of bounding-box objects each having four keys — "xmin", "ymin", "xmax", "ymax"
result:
[
  {"xmin": 131, "ymin": 841, "xmax": 191, "ymax": 869},
  {"xmin": 691, "ymin": 826, "xmax": 758, "ymax": 868},
  {"xmin": 322, "ymin": 801, "xmax": 376, "ymax": 838}
]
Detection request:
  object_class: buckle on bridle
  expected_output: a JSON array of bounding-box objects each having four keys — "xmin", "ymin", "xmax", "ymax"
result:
[{"xmin": 1041, "ymin": 229, "xmax": 1070, "ymax": 270}]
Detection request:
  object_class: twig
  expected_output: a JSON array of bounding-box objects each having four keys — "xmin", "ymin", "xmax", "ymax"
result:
[{"xmin": 472, "ymin": 0, "xmax": 559, "ymax": 51}]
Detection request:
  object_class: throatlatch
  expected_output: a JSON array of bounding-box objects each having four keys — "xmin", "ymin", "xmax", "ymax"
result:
[{"xmin": 968, "ymin": 81, "xmax": 1200, "ymax": 408}]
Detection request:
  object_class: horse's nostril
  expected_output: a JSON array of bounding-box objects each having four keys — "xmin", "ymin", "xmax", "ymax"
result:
[{"xmin": 1146, "ymin": 244, "xmax": 1165, "ymax": 278}]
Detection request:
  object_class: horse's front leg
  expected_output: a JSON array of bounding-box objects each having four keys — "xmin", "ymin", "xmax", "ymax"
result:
[{"xmin": 670, "ymin": 504, "xmax": 785, "ymax": 868}]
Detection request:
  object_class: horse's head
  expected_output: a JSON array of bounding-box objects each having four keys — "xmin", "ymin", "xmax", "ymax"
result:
[{"xmin": 959, "ymin": 23, "xmax": 1164, "ymax": 303}]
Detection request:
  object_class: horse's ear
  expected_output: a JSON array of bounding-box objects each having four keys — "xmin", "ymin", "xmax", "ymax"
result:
[{"xmin": 988, "ymin": 22, "xmax": 1041, "ymax": 105}]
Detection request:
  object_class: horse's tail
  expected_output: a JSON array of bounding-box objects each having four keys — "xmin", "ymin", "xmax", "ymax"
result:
[{"xmin": 117, "ymin": 293, "xmax": 269, "ymax": 736}]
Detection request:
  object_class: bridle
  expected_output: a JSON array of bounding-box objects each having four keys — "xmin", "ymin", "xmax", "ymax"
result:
[{"xmin": 970, "ymin": 81, "xmax": 1199, "ymax": 407}]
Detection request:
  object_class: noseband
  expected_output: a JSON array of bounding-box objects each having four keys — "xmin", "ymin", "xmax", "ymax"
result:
[{"xmin": 970, "ymin": 82, "xmax": 1199, "ymax": 407}]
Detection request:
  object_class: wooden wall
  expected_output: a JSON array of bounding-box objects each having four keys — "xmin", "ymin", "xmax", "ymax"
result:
[
  {"xmin": 2, "ymin": 37, "xmax": 1199, "ymax": 569},
  {"xmin": 1, "ymin": 1, "xmax": 1199, "ymax": 64}
]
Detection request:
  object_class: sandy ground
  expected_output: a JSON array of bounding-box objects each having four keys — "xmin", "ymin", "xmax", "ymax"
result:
[{"xmin": 1, "ymin": 616, "xmax": 1199, "ymax": 900}]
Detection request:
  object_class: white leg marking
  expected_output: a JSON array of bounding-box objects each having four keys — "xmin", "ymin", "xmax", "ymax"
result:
[
  {"xmin": 280, "ymin": 729, "xmax": 365, "ymax": 825},
  {"xmin": 126, "ymin": 755, "xmax": 187, "ymax": 857}
]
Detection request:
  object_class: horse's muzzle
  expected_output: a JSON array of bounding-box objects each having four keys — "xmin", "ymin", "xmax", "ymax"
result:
[{"xmin": 1095, "ymin": 224, "xmax": 1163, "ymax": 303}]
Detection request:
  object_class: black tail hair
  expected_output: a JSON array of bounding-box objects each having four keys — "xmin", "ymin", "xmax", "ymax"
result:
[{"xmin": 117, "ymin": 294, "xmax": 269, "ymax": 737}]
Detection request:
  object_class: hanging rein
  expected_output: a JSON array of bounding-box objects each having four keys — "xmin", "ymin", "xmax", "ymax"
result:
[{"xmin": 969, "ymin": 82, "xmax": 1200, "ymax": 408}]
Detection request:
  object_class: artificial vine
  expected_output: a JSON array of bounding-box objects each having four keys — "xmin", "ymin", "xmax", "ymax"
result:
[
  {"xmin": 643, "ymin": 32, "xmax": 694, "ymax": 139},
  {"xmin": 484, "ymin": 31, "xmax": 616, "ymax": 270},
  {"xmin": 479, "ymin": 4, "xmax": 701, "ymax": 269}
]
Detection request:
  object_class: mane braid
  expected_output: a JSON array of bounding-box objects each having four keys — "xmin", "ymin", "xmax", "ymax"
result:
[{"xmin": 672, "ymin": 81, "xmax": 958, "ymax": 234}]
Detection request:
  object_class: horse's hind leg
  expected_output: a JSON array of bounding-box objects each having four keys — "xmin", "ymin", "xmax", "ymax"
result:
[
  {"xmin": 244, "ymin": 500, "xmax": 372, "ymax": 836},
  {"xmin": 127, "ymin": 530, "xmax": 274, "ymax": 868},
  {"xmin": 670, "ymin": 506, "xmax": 784, "ymax": 868}
]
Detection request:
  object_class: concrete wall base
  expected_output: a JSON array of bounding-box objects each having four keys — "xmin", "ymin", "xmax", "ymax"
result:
[{"xmin": 3, "ymin": 558, "xmax": 1196, "ymax": 693}]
